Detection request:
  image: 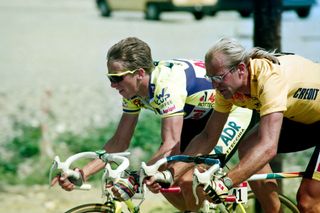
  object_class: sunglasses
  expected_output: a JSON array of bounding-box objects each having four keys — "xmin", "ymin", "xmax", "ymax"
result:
[
  {"xmin": 107, "ymin": 69, "xmax": 139, "ymax": 83},
  {"xmin": 205, "ymin": 67, "xmax": 235, "ymax": 83}
]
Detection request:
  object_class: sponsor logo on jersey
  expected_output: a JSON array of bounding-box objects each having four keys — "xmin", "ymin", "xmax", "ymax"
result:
[
  {"xmin": 214, "ymin": 121, "xmax": 245, "ymax": 155},
  {"xmin": 132, "ymin": 99, "xmax": 144, "ymax": 107},
  {"xmin": 193, "ymin": 60, "xmax": 205, "ymax": 69},
  {"xmin": 154, "ymin": 88, "xmax": 177, "ymax": 114},
  {"xmin": 220, "ymin": 121, "xmax": 242, "ymax": 146},
  {"xmin": 198, "ymin": 91, "xmax": 215, "ymax": 108},
  {"xmin": 293, "ymin": 88, "xmax": 319, "ymax": 100},
  {"xmin": 162, "ymin": 105, "xmax": 176, "ymax": 114},
  {"xmin": 159, "ymin": 100, "xmax": 176, "ymax": 114},
  {"xmin": 155, "ymin": 88, "xmax": 170, "ymax": 105},
  {"xmin": 187, "ymin": 108, "xmax": 211, "ymax": 119}
]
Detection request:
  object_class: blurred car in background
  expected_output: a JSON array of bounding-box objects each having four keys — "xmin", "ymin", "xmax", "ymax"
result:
[
  {"xmin": 95, "ymin": 0, "xmax": 317, "ymax": 20},
  {"xmin": 211, "ymin": 0, "xmax": 317, "ymax": 18},
  {"xmin": 95, "ymin": 0, "xmax": 217, "ymax": 20}
]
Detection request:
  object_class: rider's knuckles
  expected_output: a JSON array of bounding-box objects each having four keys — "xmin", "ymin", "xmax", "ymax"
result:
[
  {"xmin": 50, "ymin": 176, "xmax": 59, "ymax": 186},
  {"xmin": 143, "ymin": 176, "xmax": 154, "ymax": 185},
  {"xmin": 58, "ymin": 178, "xmax": 75, "ymax": 191},
  {"xmin": 147, "ymin": 184, "xmax": 161, "ymax": 193}
]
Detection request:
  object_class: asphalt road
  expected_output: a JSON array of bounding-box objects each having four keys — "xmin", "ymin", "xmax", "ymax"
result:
[
  {"xmin": 1, "ymin": 0, "xmax": 319, "ymax": 90},
  {"xmin": 0, "ymin": 1, "xmax": 319, "ymax": 212},
  {"xmin": 0, "ymin": 0, "xmax": 319, "ymax": 158}
]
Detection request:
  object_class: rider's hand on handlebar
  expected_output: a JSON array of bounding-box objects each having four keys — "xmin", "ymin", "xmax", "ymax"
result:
[
  {"xmin": 203, "ymin": 177, "xmax": 229, "ymax": 203},
  {"xmin": 144, "ymin": 170, "xmax": 173, "ymax": 193},
  {"xmin": 51, "ymin": 168, "xmax": 85, "ymax": 191}
]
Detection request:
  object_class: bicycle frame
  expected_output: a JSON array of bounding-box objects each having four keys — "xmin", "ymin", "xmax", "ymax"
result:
[{"xmin": 49, "ymin": 150, "xmax": 182, "ymax": 213}]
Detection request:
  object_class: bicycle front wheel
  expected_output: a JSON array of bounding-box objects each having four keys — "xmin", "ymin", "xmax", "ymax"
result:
[
  {"xmin": 65, "ymin": 202, "xmax": 124, "ymax": 213},
  {"xmin": 225, "ymin": 191, "xmax": 299, "ymax": 213}
]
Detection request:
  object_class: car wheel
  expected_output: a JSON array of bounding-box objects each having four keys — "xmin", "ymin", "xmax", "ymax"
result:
[
  {"xmin": 193, "ymin": 11, "xmax": 204, "ymax": 20},
  {"xmin": 296, "ymin": 7, "xmax": 311, "ymax": 18},
  {"xmin": 145, "ymin": 4, "xmax": 160, "ymax": 21},
  {"xmin": 210, "ymin": 11, "xmax": 217, "ymax": 16},
  {"xmin": 239, "ymin": 10, "xmax": 251, "ymax": 18},
  {"xmin": 96, "ymin": 0, "xmax": 111, "ymax": 17}
]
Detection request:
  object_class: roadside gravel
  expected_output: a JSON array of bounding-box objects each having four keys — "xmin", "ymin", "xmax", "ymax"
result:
[{"xmin": 0, "ymin": 184, "xmax": 173, "ymax": 213}]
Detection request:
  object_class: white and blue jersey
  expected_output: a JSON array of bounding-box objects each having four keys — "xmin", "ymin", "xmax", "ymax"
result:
[{"xmin": 122, "ymin": 59, "xmax": 216, "ymax": 120}]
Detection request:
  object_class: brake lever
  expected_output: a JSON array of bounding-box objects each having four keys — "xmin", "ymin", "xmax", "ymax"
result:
[
  {"xmin": 192, "ymin": 169, "xmax": 201, "ymax": 205},
  {"xmin": 192, "ymin": 164, "xmax": 220, "ymax": 205},
  {"xmin": 49, "ymin": 157, "xmax": 59, "ymax": 187},
  {"xmin": 49, "ymin": 155, "xmax": 92, "ymax": 190}
]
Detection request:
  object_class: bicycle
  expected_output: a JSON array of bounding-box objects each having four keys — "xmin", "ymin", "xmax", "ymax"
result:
[
  {"xmin": 49, "ymin": 150, "xmax": 180, "ymax": 213},
  {"xmin": 49, "ymin": 151, "xmax": 301, "ymax": 213},
  {"xmin": 141, "ymin": 154, "xmax": 302, "ymax": 213},
  {"xmin": 192, "ymin": 156, "xmax": 302, "ymax": 213},
  {"xmin": 141, "ymin": 154, "xmax": 237, "ymax": 212}
]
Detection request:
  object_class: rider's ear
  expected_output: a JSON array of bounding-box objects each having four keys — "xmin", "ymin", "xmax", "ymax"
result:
[
  {"xmin": 237, "ymin": 62, "xmax": 246, "ymax": 76},
  {"xmin": 137, "ymin": 68, "xmax": 145, "ymax": 80}
]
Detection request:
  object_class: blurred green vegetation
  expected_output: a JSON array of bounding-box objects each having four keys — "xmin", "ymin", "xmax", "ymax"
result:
[
  {"xmin": 0, "ymin": 111, "xmax": 161, "ymax": 185},
  {"xmin": 0, "ymin": 121, "xmax": 42, "ymax": 184},
  {"xmin": 0, "ymin": 108, "xmax": 314, "ymax": 204}
]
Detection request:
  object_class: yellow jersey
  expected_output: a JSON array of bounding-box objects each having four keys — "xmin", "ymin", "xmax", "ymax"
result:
[{"xmin": 215, "ymin": 54, "xmax": 320, "ymax": 124}]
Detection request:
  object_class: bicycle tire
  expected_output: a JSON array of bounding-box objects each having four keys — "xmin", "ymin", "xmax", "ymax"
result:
[
  {"xmin": 225, "ymin": 191, "xmax": 299, "ymax": 213},
  {"xmin": 65, "ymin": 202, "xmax": 124, "ymax": 213}
]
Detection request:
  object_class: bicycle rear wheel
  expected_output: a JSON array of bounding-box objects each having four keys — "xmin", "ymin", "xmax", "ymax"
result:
[
  {"xmin": 225, "ymin": 191, "xmax": 299, "ymax": 213},
  {"xmin": 65, "ymin": 202, "xmax": 123, "ymax": 213}
]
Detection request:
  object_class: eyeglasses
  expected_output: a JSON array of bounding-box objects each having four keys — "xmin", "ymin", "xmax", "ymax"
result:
[
  {"xmin": 205, "ymin": 67, "xmax": 235, "ymax": 83},
  {"xmin": 107, "ymin": 69, "xmax": 139, "ymax": 83}
]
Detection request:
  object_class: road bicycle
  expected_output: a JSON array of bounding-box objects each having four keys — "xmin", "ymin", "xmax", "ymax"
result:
[
  {"xmin": 49, "ymin": 150, "xmax": 180, "ymax": 213},
  {"xmin": 49, "ymin": 151, "xmax": 301, "ymax": 212},
  {"xmin": 192, "ymin": 155, "xmax": 302, "ymax": 213},
  {"xmin": 141, "ymin": 154, "xmax": 302, "ymax": 213}
]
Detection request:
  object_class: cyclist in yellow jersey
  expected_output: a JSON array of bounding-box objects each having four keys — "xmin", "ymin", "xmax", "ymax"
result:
[
  {"xmin": 52, "ymin": 37, "xmax": 255, "ymax": 211},
  {"xmin": 155, "ymin": 37, "xmax": 320, "ymax": 213}
]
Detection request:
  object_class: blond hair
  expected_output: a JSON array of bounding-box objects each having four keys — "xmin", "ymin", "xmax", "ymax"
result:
[{"xmin": 205, "ymin": 37, "xmax": 280, "ymax": 69}]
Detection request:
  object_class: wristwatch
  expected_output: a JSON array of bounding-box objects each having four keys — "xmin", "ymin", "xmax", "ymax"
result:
[{"xmin": 222, "ymin": 176, "xmax": 233, "ymax": 189}]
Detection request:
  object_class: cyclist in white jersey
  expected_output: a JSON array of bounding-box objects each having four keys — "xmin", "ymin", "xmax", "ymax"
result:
[{"xmin": 53, "ymin": 37, "xmax": 255, "ymax": 211}]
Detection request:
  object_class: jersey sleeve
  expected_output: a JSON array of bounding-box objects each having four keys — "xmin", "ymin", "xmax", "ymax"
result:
[{"xmin": 122, "ymin": 97, "xmax": 141, "ymax": 114}]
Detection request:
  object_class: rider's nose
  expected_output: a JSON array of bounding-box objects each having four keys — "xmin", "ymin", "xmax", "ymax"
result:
[{"xmin": 110, "ymin": 82, "xmax": 118, "ymax": 88}]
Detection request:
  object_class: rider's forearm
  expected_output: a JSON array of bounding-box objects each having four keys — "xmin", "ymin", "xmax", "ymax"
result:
[
  {"xmin": 147, "ymin": 140, "xmax": 180, "ymax": 165},
  {"xmin": 170, "ymin": 130, "xmax": 219, "ymax": 182},
  {"xmin": 169, "ymin": 111, "xmax": 227, "ymax": 181},
  {"xmin": 227, "ymin": 138, "xmax": 277, "ymax": 186},
  {"xmin": 82, "ymin": 158, "xmax": 106, "ymax": 181},
  {"xmin": 227, "ymin": 113, "xmax": 282, "ymax": 186}
]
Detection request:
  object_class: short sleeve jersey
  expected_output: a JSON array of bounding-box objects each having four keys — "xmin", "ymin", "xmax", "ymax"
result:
[
  {"xmin": 122, "ymin": 59, "xmax": 216, "ymax": 119},
  {"xmin": 214, "ymin": 55, "xmax": 320, "ymax": 124}
]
